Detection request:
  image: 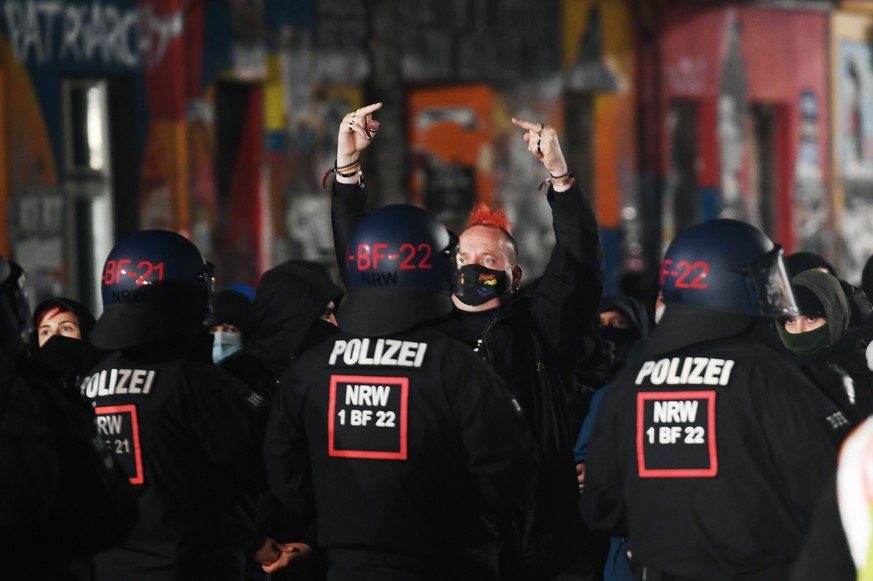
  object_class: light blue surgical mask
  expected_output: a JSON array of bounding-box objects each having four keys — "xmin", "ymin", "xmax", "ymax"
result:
[{"xmin": 212, "ymin": 330, "xmax": 242, "ymax": 363}]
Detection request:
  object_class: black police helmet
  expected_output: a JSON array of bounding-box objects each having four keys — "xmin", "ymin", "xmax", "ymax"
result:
[
  {"xmin": 90, "ymin": 230, "xmax": 215, "ymax": 350},
  {"xmin": 337, "ymin": 205, "xmax": 455, "ymax": 336},
  {"xmin": 0, "ymin": 255, "xmax": 33, "ymax": 356},
  {"xmin": 660, "ymin": 219, "xmax": 798, "ymax": 318}
]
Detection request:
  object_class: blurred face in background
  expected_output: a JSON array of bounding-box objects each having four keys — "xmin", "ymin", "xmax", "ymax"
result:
[
  {"xmin": 210, "ymin": 323, "xmax": 243, "ymax": 363},
  {"xmin": 600, "ymin": 310, "xmax": 630, "ymax": 329},
  {"xmin": 37, "ymin": 307, "xmax": 81, "ymax": 347}
]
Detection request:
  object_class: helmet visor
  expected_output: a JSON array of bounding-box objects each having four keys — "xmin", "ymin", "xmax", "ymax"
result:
[
  {"xmin": 742, "ymin": 246, "xmax": 799, "ymax": 318},
  {"xmin": 200, "ymin": 261, "xmax": 217, "ymax": 327}
]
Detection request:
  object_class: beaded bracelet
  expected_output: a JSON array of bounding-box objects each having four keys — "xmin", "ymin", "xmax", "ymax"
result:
[
  {"xmin": 538, "ymin": 170, "xmax": 576, "ymax": 191},
  {"xmin": 321, "ymin": 159, "xmax": 364, "ymax": 189}
]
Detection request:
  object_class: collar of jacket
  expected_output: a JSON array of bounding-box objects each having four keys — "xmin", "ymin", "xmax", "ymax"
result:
[{"xmin": 643, "ymin": 305, "xmax": 757, "ymax": 357}]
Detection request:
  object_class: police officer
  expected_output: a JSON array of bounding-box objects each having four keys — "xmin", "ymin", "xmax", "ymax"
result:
[
  {"xmin": 582, "ymin": 219, "xmax": 850, "ymax": 581},
  {"xmin": 83, "ymin": 230, "xmax": 269, "ymax": 580},
  {"xmin": 0, "ymin": 255, "xmax": 135, "ymax": 580},
  {"xmin": 264, "ymin": 205, "xmax": 538, "ymax": 581}
]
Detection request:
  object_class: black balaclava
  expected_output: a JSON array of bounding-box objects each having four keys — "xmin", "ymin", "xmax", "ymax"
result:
[{"xmin": 777, "ymin": 270, "xmax": 848, "ymax": 358}]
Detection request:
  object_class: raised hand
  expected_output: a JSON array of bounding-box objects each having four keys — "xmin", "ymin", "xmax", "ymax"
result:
[
  {"xmin": 511, "ymin": 117, "xmax": 571, "ymax": 190},
  {"xmin": 337, "ymin": 102, "xmax": 383, "ymax": 168}
]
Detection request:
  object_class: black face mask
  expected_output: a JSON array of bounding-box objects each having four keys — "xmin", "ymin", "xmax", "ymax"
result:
[
  {"xmin": 453, "ymin": 264, "xmax": 509, "ymax": 307},
  {"xmin": 600, "ymin": 326, "xmax": 640, "ymax": 347},
  {"xmin": 301, "ymin": 318, "xmax": 339, "ymax": 353},
  {"xmin": 36, "ymin": 335, "xmax": 85, "ymax": 386}
]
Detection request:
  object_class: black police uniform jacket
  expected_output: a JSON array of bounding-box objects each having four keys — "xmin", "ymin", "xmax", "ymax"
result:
[
  {"xmin": 264, "ymin": 325, "xmax": 539, "ymax": 580},
  {"xmin": 78, "ymin": 334, "xmax": 267, "ymax": 581},
  {"xmin": 332, "ymin": 180, "xmax": 603, "ymax": 580},
  {"xmin": 582, "ymin": 309, "xmax": 850, "ymax": 581}
]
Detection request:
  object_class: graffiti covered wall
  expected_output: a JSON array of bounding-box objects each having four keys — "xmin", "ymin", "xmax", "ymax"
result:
[
  {"xmin": 657, "ymin": 5, "xmax": 829, "ymax": 259},
  {"xmin": 833, "ymin": 10, "xmax": 873, "ymax": 282},
  {"xmin": 0, "ymin": 0, "xmax": 149, "ymax": 303}
]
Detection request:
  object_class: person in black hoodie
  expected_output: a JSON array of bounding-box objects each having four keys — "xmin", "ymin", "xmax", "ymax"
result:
[
  {"xmin": 597, "ymin": 294, "xmax": 650, "ymax": 367},
  {"xmin": 777, "ymin": 269, "xmax": 873, "ymax": 425},
  {"xmin": 219, "ymin": 261, "xmax": 343, "ymax": 580},
  {"xmin": 211, "ymin": 289, "xmax": 255, "ymax": 363},
  {"xmin": 784, "ymin": 250, "xmax": 873, "ymax": 329},
  {"xmin": 31, "ymin": 297, "xmax": 107, "ymax": 389},
  {"xmin": 221, "ymin": 262, "xmax": 344, "ymax": 399}
]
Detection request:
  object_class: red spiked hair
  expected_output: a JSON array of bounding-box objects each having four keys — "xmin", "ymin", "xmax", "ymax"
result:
[
  {"xmin": 465, "ymin": 203, "xmax": 518, "ymax": 262},
  {"xmin": 467, "ymin": 203, "xmax": 512, "ymax": 235}
]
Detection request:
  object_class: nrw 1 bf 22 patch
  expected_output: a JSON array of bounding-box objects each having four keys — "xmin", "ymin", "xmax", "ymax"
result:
[
  {"xmin": 636, "ymin": 391, "xmax": 717, "ymax": 478},
  {"xmin": 94, "ymin": 404, "xmax": 144, "ymax": 484},
  {"xmin": 328, "ymin": 375, "xmax": 409, "ymax": 460}
]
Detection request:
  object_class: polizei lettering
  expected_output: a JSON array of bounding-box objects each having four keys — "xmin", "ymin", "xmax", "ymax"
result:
[
  {"xmin": 329, "ymin": 338, "xmax": 427, "ymax": 368},
  {"xmin": 80, "ymin": 368, "xmax": 157, "ymax": 398},
  {"xmin": 634, "ymin": 357, "xmax": 735, "ymax": 387}
]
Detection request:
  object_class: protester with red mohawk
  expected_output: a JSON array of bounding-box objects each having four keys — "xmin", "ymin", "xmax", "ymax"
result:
[{"xmin": 328, "ymin": 103, "xmax": 604, "ymax": 581}]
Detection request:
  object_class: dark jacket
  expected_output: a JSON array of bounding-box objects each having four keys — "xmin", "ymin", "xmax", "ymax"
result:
[
  {"xmin": 265, "ymin": 325, "xmax": 538, "ymax": 580},
  {"xmin": 583, "ymin": 308, "xmax": 848, "ymax": 581},
  {"xmin": 331, "ymin": 180, "xmax": 603, "ymax": 580},
  {"xmin": 219, "ymin": 263, "xmax": 341, "ymax": 569},
  {"xmin": 2, "ymin": 352, "xmax": 136, "ymax": 580},
  {"xmin": 79, "ymin": 334, "xmax": 266, "ymax": 581}
]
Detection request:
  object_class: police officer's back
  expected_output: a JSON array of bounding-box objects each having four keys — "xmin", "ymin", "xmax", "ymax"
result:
[
  {"xmin": 83, "ymin": 230, "xmax": 267, "ymax": 581},
  {"xmin": 582, "ymin": 220, "xmax": 849, "ymax": 581},
  {"xmin": 264, "ymin": 205, "xmax": 538, "ymax": 581}
]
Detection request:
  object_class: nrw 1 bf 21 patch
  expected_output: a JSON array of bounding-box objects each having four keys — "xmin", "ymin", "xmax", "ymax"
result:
[
  {"xmin": 328, "ymin": 375, "xmax": 409, "ymax": 460},
  {"xmin": 636, "ymin": 391, "xmax": 717, "ymax": 478},
  {"xmin": 94, "ymin": 404, "xmax": 144, "ymax": 484}
]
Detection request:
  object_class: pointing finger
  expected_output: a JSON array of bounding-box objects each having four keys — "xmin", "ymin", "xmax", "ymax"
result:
[
  {"xmin": 357, "ymin": 102, "xmax": 383, "ymax": 116},
  {"xmin": 512, "ymin": 117, "xmax": 543, "ymax": 132}
]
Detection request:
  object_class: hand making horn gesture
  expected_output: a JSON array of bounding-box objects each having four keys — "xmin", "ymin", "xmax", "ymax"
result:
[{"xmin": 512, "ymin": 117, "xmax": 574, "ymax": 192}]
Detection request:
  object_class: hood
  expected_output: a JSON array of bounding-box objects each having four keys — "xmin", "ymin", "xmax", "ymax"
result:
[
  {"xmin": 780, "ymin": 269, "xmax": 849, "ymax": 347},
  {"xmin": 599, "ymin": 293, "xmax": 650, "ymax": 339},
  {"xmin": 245, "ymin": 264, "xmax": 344, "ymax": 372},
  {"xmin": 214, "ymin": 289, "xmax": 255, "ymax": 341},
  {"xmin": 784, "ymin": 251, "xmax": 836, "ymax": 278},
  {"xmin": 32, "ymin": 297, "xmax": 97, "ymax": 339}
]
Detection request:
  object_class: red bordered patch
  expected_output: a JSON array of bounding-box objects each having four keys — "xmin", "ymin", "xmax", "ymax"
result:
[
  {"xmin": 94, "ymin": 404, "xmax": 144, "ymax": 485},
  {"xmin": 328, "ymin": 374, "xmax": 409, "ymax": 460},
  {"xmin": 636, "ymin": 391, "xmax": 718, "ymax": 478}
]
